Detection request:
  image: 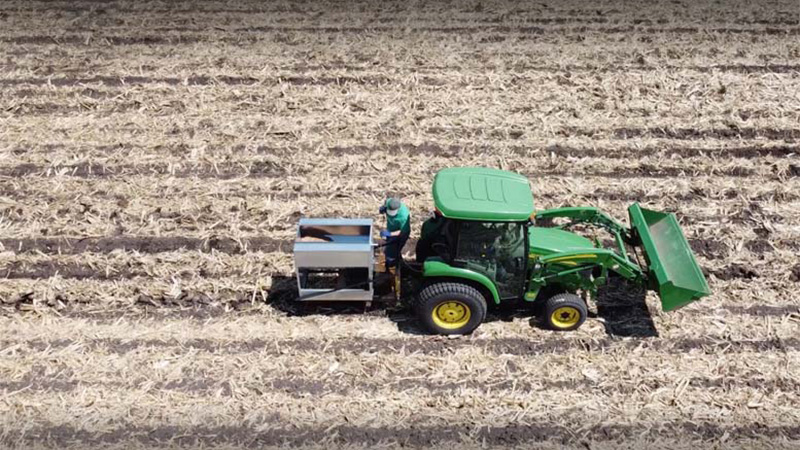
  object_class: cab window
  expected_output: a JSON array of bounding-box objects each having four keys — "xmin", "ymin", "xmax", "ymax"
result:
[{"xmin": 455, "ymin": 221, "xmax": 527, "ymax": 298}]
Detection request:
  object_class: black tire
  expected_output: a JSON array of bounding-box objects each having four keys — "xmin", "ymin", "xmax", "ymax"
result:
[
  {"xmin": 543, "ymin": 293, "xmax": 587, "ymax": 331},
  {"xmin": 415, "ymin": 283, "xmax": 487, "ymax": 335}
]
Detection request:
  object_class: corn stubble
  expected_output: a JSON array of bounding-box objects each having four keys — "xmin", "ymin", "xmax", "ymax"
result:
[{"xmin": 0, "ymin": 0, "xmax": 799, "ymax": 448}]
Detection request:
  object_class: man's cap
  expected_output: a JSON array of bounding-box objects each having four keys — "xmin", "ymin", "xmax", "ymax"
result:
[{"xmin": 386, "ymin": 198, "xmax": 401, "ymax": 216}]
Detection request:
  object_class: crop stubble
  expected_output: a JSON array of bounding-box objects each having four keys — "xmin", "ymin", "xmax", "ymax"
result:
[{"xmin": 0, "ymin": 0, "xmax": 799, "ymax": 448}]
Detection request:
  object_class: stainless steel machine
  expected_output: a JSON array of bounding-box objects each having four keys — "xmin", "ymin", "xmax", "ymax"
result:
[{"xmin": 293, "ymin": 218, "xmax": 375, "ymax": 301}]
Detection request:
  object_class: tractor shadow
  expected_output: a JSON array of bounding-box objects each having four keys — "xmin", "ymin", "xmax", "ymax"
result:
[
  {"xmin": 267, "ymin": 275, "xmax": 658, "ymax": 338},
  {"xmin": 265, "ymin": 275, "xmax": 441, "ymax": 335},
  {"xmin": 267, "ymin": 275, "xmax": 388, "ymax": 317},
  {"xmin": 592, "ymin": 276, "xmax": 659, "ymax": 338}
]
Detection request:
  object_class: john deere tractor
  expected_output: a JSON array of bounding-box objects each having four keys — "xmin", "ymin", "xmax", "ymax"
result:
[{"xmin": 293, "ymin": 167, "xmax": 710, "ymax": 335}]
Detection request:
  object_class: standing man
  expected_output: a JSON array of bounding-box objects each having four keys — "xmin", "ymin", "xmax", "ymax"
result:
[{"xmin": 379, "ymin": 198, "xmax": 411, "ymax": 267}]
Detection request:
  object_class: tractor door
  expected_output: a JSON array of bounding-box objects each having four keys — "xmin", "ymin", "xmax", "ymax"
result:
[{"xmin": 455, "ymin": 221, "xmax": 527, "ymax": 299}]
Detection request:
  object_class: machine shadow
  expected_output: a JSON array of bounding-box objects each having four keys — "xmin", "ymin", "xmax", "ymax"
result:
[
  {"xmin": 267, "ymin": 275, "xmax": 659, "ymax": 338},
  {"xmin": 593, "ymin": 276, "xmax": 659, "ymax": 338},
  {"xmin": 267, "ymin": 275, "xmax": 385, "ymax": 317}
]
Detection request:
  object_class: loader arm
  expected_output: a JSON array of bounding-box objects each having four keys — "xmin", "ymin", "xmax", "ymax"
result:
[
  {"xmin": 535, "ymin": 207, "xmax": 630, "ymax": 238},
  {"xmin": 535, "ymin": 249, "xmax": 645, "ymax": 283},
  {"xmin": 535, "ymin": 204, "xmax": 710, "ymax": 311},
  {"xmin": 535, "ymin": 206, "xmax": 634, "ymax": 260}
]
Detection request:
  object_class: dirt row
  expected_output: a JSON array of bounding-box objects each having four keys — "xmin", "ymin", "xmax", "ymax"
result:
[
  {"xmin": 0, "ymin": 236, "xmax": 283, "ymax": 255},
  {"xmin": 6, "ymin": 176, "xmax": 799, "ymax": 206},
  {"xmin": 4, "ymin": 335, "xmax": 798, "ymax": 356},
  {"xmin": 4, "ymin": 182, "xmax": 799, "ymax": 208},
  {"xmin": 3, "ymin": 5, "xmax": 798, "ymax": 26},
  {"xmin": 5, "ymin": 60, "xmax": 798, "ymax": 76},
  {"xmin": 3, "ymin": 24, "xmax": 800, "ymax": 41},
  {"xmin": 4, "ymin": 69, "xmax": 800, "ymax": 89},
  {"xmin": 3, "ymin": 18, "xmax": 800, "ymax": 31},
  {"xmin": 2, "ymin": 200, "xmax": 797, "ymax": 252},
  {"xmin": 7, "ymin": 101, "xmax": 800, "ymax": 125},
  {"xmin": 3, "ymin": 365, "xmax": 798, "ymax": 397},
  {"xmin": 7, "ymin": 142, "xmax": 798, "ymax": 160},
  {"xmin": 4, "ymin": 421, "xmax": 798, "ymax": 448},
  {"xmin": 0, "ymin": 161, "xmax": 777, "ymax": 180}
]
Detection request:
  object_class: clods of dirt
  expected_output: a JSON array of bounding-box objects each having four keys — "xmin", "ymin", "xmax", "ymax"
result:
[
  {"xmin": 790, "ymin": 264, "xmax": 800, "ymax": 282},
  {"xmin": 689, "ymin": 238, "xmax": 729, "ymax": 259},
  {"xmin": 745, "ymin": 239, "xmax": 773, "ymax": 254},
  {"xmin": 711, "ymin": 264, "xmax": 759, "ymax": 281}
]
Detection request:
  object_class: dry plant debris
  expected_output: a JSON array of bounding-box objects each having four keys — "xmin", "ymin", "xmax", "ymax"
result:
[{"xmin": 0, "ymin": 0, "xmax": 799, "ymax": 448}]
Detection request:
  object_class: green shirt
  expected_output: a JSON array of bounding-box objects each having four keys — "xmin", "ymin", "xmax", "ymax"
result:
[{"xmin": 385, "ymin": 201, "xmax": 411, "ymax": 236}]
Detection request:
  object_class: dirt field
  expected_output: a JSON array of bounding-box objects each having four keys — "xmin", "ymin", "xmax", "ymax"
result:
[{"xmin": 1, "ymin": 0, "xmax": 799, "ymax": 448}]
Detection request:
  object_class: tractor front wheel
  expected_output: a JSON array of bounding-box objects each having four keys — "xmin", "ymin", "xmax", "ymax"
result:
[
  {"xmin": 415, "ymin": 283, "xmax": 487, "ymax": 335},
  {"xmin": 543, "ymin": 293, "xmax": 587, "ymax": 331}
]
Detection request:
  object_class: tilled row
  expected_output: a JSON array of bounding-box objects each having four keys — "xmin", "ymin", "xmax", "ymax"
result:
[
  {"xmin": 4, "ymin": 185, "xmax": 799, "ymax": 213},
  {"xmin": 5, "ymin": 170, "xmax": 798, "ymax": 207},
  {"xmin": 6, "ymin": 142, "xmax": 800, "ymax": 160},
  {"xmin": 2, "ymin": 74, "xmax": 795, "ymax": 112},
  {"xmin": 0, "ymin": 236, "xmax": 285, "ymax": 255},
  {"xmin": 7, "ymin": 99, "xmax": 799, "ymax": 122},
  {"xmin": 2, "ymin": 64, "xmax": 800, "ymax": 89},
  {"xmin": 2, "ymin": 25, "xmax": 799, "ymax": 45},
  {"xmin": 2, "ymin": 421, "xmax": 798, "ymax": 447},
  {"xmin": 4, "ymin": 6, "xmax": 799, "ymax": 26},
  {"xmin": 2, "ymin": 367, "xmax": 797, "ymax": 397},
  {"xmin": 0, "ymin": 157, "xmax": 789, "ymax": 179},
  {"xmin": 3, "ymin": 335, "xmax": 798, "ymax": 356},
  {"xmin": 5, "ymin": 61, "xmax": 799, "ymax": 79}
]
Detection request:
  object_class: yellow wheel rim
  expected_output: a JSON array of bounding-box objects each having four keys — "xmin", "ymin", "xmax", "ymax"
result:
[
  {"xmin": 431, "ymin": 300, "xmax": 472, "ymax": 330},
  {"xmin": 550, "ymin": 306, "xmax": 581, "ymax": 329}
]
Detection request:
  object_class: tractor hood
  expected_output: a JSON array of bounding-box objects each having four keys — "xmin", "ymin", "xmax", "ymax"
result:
[{"xmin": 528, "ymin": 227, "xmax": 596, "ymax": 256}]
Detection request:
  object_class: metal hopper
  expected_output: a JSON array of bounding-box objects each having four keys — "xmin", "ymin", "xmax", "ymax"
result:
[{"xmin": 294, "ymin": 218, "xmax": 374, "ymax": 301}]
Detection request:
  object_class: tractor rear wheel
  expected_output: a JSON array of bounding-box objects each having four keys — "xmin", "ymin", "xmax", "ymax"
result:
[
  {"xmin": 415, "ymin": 283, "xmax": 487, "ymax": 335},
  {"xmin": 543, "ymin": 293, "xmax": 587, "ymax": 331}
]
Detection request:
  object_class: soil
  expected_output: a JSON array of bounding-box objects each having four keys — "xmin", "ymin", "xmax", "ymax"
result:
[
  {"xmin": 745, "ymin": 238, "xmax": 774, "ymax": 254},
  {"xmin": 7, "ymin": 336, "xmax": 798, "ymax": 357},
  {"xmin": 610, "ymin": 127, "xmax": 800, "ymax": 141},
  {"xmin": 8, "ymin": 421, "xmax": 800, "ymax": 447},
  {"xmin": 710, "ymin": 264, "xmax": 760, "ymax": 281},
  {"xmin": 790, "ymin": 264, "xmax": 800, "ymax": 282},
  {"xmin": 688, "ymin": 238, "xmax": 730, "ymax": 259},
  {"xmin": 1, "ymin": 236, "xmax": 285, "ymax": 255}
]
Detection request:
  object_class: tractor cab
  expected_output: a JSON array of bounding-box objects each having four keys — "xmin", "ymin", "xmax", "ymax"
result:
[{"xmin": 415, "ymin": 167, "xmax": 534, "ymax": 301}]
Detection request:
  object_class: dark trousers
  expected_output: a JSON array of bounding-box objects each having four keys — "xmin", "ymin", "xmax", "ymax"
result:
[{"xmin": 385, "ymin": 234, "xmax": 409, "ymax": 267}]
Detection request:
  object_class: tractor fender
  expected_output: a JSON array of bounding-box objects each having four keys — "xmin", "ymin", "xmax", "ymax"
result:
[{"xmin": 422, "ymin": 259, "xmax": 501, "ymax": 304}]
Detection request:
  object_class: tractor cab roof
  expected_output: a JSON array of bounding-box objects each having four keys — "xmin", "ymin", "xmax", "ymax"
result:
[{"xmin": 432, "ymin": 167, "xmax": 535, "ymax": 222}]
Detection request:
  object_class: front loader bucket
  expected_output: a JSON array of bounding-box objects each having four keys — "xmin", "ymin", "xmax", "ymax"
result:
[{"xmin": 628, "ymin": 203, "xmax": 710, "ymax": 311}]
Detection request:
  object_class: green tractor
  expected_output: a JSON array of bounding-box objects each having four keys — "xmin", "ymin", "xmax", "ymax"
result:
[{"xmin": 293, "ymin": 167, "xmax": 710, "ymax": 335}]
